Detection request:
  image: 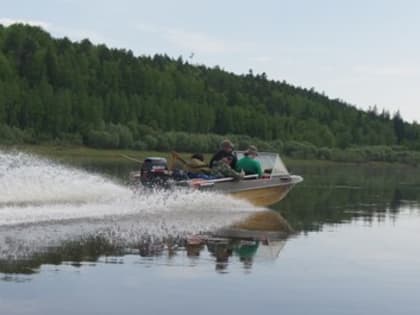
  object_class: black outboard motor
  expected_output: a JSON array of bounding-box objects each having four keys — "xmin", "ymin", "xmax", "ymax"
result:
[{"xmin": 140, "ymin": 157, "xmax": 171, "ymax": 188}]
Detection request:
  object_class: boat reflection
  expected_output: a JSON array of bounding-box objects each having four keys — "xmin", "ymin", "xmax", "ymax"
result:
[
  {"xmin": 205, "ymin": 237, "xmax": 286, "ymax": 272},
  {"xmin": 0, "ymin": 210, "xmax": 292, "ymax": 278}
]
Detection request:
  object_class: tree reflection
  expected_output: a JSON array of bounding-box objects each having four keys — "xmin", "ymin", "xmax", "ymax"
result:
[
  {"xmin": 3, "ymin": 162, "xmax": 420, "ymax": 279},
  {"xmin": 278, "ymin": 162, "xmax": 420, "ymax": 232},
  {"xmin": 0, "ymin": 229, "xmax": 288, "ymax": 277}
]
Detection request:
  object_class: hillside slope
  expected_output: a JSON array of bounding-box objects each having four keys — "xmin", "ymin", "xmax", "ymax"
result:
[{"xmin": 0, "ymin": 24, "xmax": 419, "ymax": 158}]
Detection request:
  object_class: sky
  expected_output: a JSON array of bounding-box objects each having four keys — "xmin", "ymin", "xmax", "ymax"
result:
[{"xmin": 1, "ymin": 0, "xmax": 420, "ymax": 122}]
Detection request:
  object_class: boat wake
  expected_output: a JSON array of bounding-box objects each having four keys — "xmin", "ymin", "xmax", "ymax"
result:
[
  {"xmin": 0, "ymin": 150, "xmax": 130, "ymax": 207},
  {"xmin": 0, "ymin": 150, "xmax": 262, "ymax": 260}
]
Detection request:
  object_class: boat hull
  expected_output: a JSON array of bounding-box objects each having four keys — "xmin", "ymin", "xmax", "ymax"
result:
[
  {"xmin": 199, "ymin": 175, "xmax": 302, "ymax": 207},
  {"xmin": 229, "ymin": 184, "xmax": 292, "ymax": 207}
]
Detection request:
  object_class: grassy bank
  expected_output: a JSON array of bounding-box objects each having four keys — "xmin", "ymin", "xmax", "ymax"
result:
[
  {"xmin": 1, "ymin": 144, "xmax": 417, "ymax": 170},
  {"xmin": 1, "ymin": 144, "xmax": 215, "ymax": 165},
  {"xmin": 4, "ymin": 144, "xmax": 163, "ymax": 162}
]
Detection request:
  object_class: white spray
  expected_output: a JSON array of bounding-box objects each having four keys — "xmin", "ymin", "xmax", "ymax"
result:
[{"xmin": 0, "ymin": 150, "xmax": 262, "ymax": 259}]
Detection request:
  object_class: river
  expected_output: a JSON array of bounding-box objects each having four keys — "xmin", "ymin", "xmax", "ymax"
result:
[{"xmin": 1, "ymin": 150, "xmax": 419, "ymax": 315}]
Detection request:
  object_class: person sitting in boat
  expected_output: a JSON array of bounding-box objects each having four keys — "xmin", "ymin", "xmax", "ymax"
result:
[
  {"xmin": 187, "ymin": 153, "xmax": 212, "ymax": 179},
  {"xmin": 209, "ymin": 139, "xmax": 237, "ymax": 169},
  {"xmin": 236, "ymin": 145, "xmax": 263, "ymax": 178},
  {"xmin": 210, "ymin": 155, "xmax": 244, "ymax": 181}
]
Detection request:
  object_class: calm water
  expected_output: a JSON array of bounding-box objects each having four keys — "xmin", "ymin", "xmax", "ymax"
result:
[{"xmin": 1, "ymin": 152, "xmax": 420, "ymax": 315}]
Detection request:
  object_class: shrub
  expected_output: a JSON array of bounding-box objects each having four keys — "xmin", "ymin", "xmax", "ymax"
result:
[
  {"xmin": 22, "ymin": 128, "xmax": 36, "ymax": 144},
  {"xmin": 143, "ymin": 134, "xmax": 158, "ymax": 150},
  {"xmin": 86, "ymin": 130, "xmax": 119, "ymax": 148},
  {"xmin": 57, "ymin": 132, "xmax": 83, "ymax": 145},
  {"xmin": 116, "ymin": 125, "xmax": 133, "ymax": 149},
  {"xmin": 132, "ymin": 140, "xmax": 147, "ymax": 150},
  {"xmin": 0, "ymin": 124, "xmax": 21, "ymax": 144}
]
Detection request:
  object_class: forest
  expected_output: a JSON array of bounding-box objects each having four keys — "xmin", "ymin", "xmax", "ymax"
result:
[{"xmin": 1, "ymin": 23, "xmax": 420, "ymax": 163}]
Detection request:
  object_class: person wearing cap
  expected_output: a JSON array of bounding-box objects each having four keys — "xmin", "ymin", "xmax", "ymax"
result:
[
  {"xmin": 209, "ymin": 139, "xmax": 238, "ymax": 169},
  {"xmin": 236, "ymin": 145, "xmax": 263, "ymax": 177}
]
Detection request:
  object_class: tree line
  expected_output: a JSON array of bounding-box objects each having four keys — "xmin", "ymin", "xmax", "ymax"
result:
[{"xmin": 1, "ymin": 24, "xmax": 420, "ymax": 163}]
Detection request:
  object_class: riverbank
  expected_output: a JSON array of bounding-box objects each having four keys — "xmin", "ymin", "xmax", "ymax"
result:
[
  {"xmin": 1, "ymin": 144, "xmax": 163, "ymax": 162},
  {"xmin": 1, "ymin": 144, "xmax": 418, "ymax": 169}
]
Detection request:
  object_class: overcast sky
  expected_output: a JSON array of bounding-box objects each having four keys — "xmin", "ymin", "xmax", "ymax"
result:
[{"xmin": 1, "ymin": 0, "xmax": 420, "ymax": 122}]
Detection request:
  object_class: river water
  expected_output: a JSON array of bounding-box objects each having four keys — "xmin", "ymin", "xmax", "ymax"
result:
[{"xmin": 1, "ymin": 150, "xmax": 420, "ymax": 315}]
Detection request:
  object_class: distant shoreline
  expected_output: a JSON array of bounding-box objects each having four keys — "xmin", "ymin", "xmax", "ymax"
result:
[{"xmin": 1, "ymin": 144, "xmax": 418, "ymax": 168}]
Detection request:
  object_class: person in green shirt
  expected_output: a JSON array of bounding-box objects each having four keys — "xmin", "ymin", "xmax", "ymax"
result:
[{"xmin": 236, "ymin": 145, "xmax": 263, "ymax": 177}]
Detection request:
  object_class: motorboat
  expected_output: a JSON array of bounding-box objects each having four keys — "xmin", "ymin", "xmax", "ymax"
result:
[{"xmin": 130, "ymin": 151, "xmax": 303, "ymax": 207}]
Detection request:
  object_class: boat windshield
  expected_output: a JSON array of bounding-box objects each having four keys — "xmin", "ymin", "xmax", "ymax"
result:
[{"xmin": 235, "ymin": 152, "xmax": 289, "ymax": 177}]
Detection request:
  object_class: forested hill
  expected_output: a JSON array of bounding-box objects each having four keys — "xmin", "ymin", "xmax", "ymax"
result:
[{"xmin": 1, "ymin": 24, "xmax": 419, "ymax": 159}]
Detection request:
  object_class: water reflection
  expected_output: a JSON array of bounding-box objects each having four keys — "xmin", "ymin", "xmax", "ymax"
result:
[
  {"xmin": 0, "ymin": 210, "xmax": 291, "ymax": 278},
  {"xmin": 0, "ymin": 233, "xmax": 288, "ymax": 278},
  {"xmin": 2, "ymin": 158, "xmax": 420, "ymax": 315},
  {"xmin": 3, "ymin": 159, "xmax": 420, "ymax": 280},
  {"xmin": 277, "ymin": 162, "xmax": 420, "ymax": 231}
]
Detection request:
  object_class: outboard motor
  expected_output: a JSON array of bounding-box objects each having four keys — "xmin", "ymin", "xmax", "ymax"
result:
[{"xmin": 140, "ymin": 157, "xmax": 170, "ymax": 188}]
